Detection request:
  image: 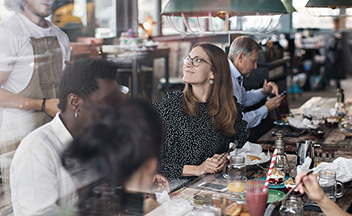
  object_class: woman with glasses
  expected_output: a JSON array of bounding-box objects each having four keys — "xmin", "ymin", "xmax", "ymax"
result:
[{"xmin": 153, "ymin": 43, "xmax": 248, "ymax": 188}]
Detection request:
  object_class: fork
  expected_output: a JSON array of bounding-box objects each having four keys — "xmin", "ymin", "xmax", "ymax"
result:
[
  {"xmin": 264, "ymin": 170, "xmax": 314, "ymax": 216},
  {"xmin": 218, "ymin": 141, "xmax": 237, "ymax": 161}
]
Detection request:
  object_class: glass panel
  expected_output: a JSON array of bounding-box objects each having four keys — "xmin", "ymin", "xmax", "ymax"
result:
[
  {"xmin": 292, "ymin": 0, "xmax": 334, "ymax": 29},
  {"xmin": 94, "ymin": 0, "xmax": 117, "ymax": 38}
]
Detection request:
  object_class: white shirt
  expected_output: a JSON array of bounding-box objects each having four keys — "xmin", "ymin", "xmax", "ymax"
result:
[
  {"xmin": 10, "ymin": 113, "xmax": 77, "ymax": 216},
  {"xmin": 0, "ymin": 13, "xmax": 70, "ymax": 94},
  {"xmin": 0, "ymin": 14, "xmax": 70, "ymax": 144},
  {"xmin": 228, "ymin": 58, "xmax": 268, "ymax": 129}
]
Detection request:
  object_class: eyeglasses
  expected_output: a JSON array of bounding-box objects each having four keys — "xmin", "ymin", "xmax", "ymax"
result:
[{"xmin": 183, "ymin": 56, "xmax": 213, "ymax": 67}]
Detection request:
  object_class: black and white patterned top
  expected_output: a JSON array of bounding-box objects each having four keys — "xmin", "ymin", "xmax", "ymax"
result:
[{"xmin": 153, "ymin": 90, "xmax": 249, "ymax": 185}]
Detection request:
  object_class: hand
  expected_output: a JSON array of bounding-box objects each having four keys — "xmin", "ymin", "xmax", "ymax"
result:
[
  {"xmin": 44, "ymin": 98, "xmax": 60, "ymax": 117},
  {"xmin": 212, "ymin": 153, "xmax": 228, "ymax": 172},
  {"xmin": 152, "ymin": 173, "xmax": 170, "ymax": 193},
  {"xmin": 261, "ymin": 79, "xmax": 279, "ymax": 96},
  {"xmin": 296, "ymin": 172, "xmax": 326, "ymax": 203},
  {"xmin": 265, "ymin": 95, "xmax": 284, "ymax": 111},
  {"xmin": 197, "ymin": 158, "xmax": 221, "ymax": 176}
]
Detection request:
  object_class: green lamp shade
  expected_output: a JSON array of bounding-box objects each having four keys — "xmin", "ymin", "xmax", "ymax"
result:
[
  {"xmin": 161, "ymin": 0, "xmax": 288, "ymax": 17},
  {"xmin": 306, "ymin": 0, "xmax": 352, "ymax": 8},
  {"xmin": 281, "ymin": 0, "xmax": 296, "ymax": 13}
]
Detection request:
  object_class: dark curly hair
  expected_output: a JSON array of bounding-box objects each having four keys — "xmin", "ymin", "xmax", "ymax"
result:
[
  {"xmin": 63, "ymin": 99, "xmax": 163, "ymax": 215},
  {"xmin": 58, "ymin": 59, "xmax": 118, "ymax": 112}
]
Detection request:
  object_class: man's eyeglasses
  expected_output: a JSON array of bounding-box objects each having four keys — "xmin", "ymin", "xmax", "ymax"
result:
[{"xmin": 183, "ymin": 56, "xmax": 213, "ymax": 67}]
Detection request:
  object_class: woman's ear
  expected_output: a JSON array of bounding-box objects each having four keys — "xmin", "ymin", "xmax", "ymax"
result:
[{"xmin": 67, "ymin": 93, "xmax": 82, "ymax": 112}]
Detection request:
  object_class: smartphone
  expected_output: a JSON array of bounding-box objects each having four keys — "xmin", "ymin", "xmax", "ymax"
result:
[
  {"xmin": 279, "ymin": 90, "xmax": 287, "ymax": 96},
  {"xmin": 197, "ymin": 182, "xmax": 227, "ymax": 192}
]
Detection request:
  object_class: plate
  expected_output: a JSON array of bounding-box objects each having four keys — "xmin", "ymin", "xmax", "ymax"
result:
[
  {"xmin": 259, "ymin": 176, "xmax": 290, "ymax": 189},
  {"xmin": 246, "ymin": 160, "xmax": 270, "ymax": 171},
  {"xmin": 274, "ymin": 120, "xmax": 290, "ymax": 127},
  {"xmin": 240, "ymin": 189, "xmax": 285, "ymax": 203}
]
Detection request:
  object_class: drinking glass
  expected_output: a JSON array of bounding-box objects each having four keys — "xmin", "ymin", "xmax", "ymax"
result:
[
  {"xmin": 223, "ymin": 156, "xmax": 246, "ymax": 179},
  {"xmin": 245, "ymin": 179, "xmax": 268, "ymax": 216},
  {"xmin": 279, "ymin": 196, "xmax": 303, "ymax": 216},
  {"xmin": 318, "ymin": 170, "xmax": 344, "ymax": 202},
  {"xmin": 339, "ymin": 116, "xmax": 352, "ymax": 137},
  {"xmin": 311, "ymin": 115, "xmax": 325, "ymax": 130},
  {"xmin": 223, "ymin": 156, "xmax": 247, "ymax": 194}
]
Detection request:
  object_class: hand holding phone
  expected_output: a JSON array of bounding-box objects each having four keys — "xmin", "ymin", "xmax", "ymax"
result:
[{"xmin": 279, "ymin": 90, "xmax": 287, "ymax": 96}]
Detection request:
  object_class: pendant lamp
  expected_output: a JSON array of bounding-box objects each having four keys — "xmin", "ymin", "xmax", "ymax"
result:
[
  {"xmin": 161, "ymin": 0, "xmax": 288, "ymax": 34},
  {"xmin": 305, "ymin": 0, "xmax": 352, "ymax": 17},
  {"xmin": 306, "ymin": 0, "xmax": 352, "ymax": 9}
]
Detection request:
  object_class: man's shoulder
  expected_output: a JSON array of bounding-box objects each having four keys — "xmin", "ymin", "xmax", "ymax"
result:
[
  {"xmin": 0, "ymin": 15, "xmax": 22, "ymax": 36},
  {"xmin": 47, "ymin": 21, "xmax": 69, "ymax": 42},
  {"xmin": 17, "ymin": 121, "xmax": 56, "ymax": 152}
]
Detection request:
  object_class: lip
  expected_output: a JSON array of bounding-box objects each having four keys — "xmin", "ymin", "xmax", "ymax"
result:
[{"xmin": 184, "ymin": 69, "xmax": 195, "ymax": 74}]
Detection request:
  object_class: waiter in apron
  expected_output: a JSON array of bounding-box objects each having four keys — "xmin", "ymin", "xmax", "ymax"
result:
[{"xmin": 0, "ymin": 0, "xmax": 70, "ymax": 205}]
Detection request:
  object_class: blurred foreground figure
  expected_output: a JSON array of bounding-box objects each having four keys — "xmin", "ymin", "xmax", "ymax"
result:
[
  {"xmin": 0, "ymin": 0, "xmax": 70, "ymax": 204},
  {"xmin": 10, "ymin": 59, "xmax": 123, "ymax": 215},
  {"xmin": 65, "ymin": 99, "xmax": 164, "ymax": 215},
  {"xmin": 296, "ymin": 172, "xmax": 351, "ymax": 216}
]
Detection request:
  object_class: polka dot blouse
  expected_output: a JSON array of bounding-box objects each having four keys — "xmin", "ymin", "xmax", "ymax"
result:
[{"xmin": 153, "ymin": 90, "xmax": 249, "ymax": 185}]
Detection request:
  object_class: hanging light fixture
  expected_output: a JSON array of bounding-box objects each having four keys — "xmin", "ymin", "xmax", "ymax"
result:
[
  {"xmin": 161, "ymin": 0, "xmax": 289, "ymax": 35},
  {"xmin": 305, "ymin": 0, "xmax": 352, "ymax": 18}
]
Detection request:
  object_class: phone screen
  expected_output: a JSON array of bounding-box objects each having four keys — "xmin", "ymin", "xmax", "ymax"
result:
[
  {"xmin": 197, "ymin": 182, "xmax": 227, "ymax": 192},
  {"xmin": 280, "ymin": 90, "xmax": 287, "ymax": 96}
]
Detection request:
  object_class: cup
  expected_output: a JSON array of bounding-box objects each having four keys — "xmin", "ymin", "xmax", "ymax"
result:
[
  {"xmin": 311, "ymin": 115, "xmax": 325, "ymax": 130},
  {"xmin": 223, "ymin": 156, "xmax": 247, "ymax": 194},
  {"xmin": 318, "ymin": 170, "xmax": 344, "ymax": 202},
  {"xmin": 245, "ymin": 179, "xmax": 268, "ymax": 216},
  {"xmin": 339, "ymin": 116, "xmax": 352, "ymax": 137},
  {"xmin": 223, "ymin": 156, "xmax": 246, "ymax": 179},
  {"xmin": 279, "ymin": 196, "xmax": 303, "ymax": 216}
]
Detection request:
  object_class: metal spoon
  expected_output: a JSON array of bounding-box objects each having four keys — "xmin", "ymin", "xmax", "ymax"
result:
[
  {"xmin": 264, "ymin": 170, "xmax": 314, "ymax": 216},
  {"xmin": 218, "ymin": 141, "xmax": 237, "ymax": 161}
]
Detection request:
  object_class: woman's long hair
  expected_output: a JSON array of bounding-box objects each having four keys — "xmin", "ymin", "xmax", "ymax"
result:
[{"xmin": 182, "ymin": 43, "xmax": 237, "ymax": 136}]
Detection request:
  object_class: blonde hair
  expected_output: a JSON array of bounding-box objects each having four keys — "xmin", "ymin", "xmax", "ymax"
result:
[{"xmin": 182, "ymin": 43, "xmax": 237, "ymax": 136}]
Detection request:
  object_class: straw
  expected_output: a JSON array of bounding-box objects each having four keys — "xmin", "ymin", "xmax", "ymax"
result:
[{"xmin": 263, "ymin": 148, "xmax": 278, "ymax": 191}]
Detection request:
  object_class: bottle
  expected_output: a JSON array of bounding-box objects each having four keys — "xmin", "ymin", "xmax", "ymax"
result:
[
  {"xmin": 274, "ymin": 132, "xmax": 290, "ymax": 176},
  {"xmin": 335, "ymin": 88, "xmax": 346, "ymax": 117}
]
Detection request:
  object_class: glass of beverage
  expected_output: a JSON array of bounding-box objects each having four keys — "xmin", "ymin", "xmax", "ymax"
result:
[
  {"xmin": 223, "ymin": 156, "xmax": 246, "ymax": 179},
  {"xmin": 318, "ymin": 170, "xmax": 344, "ymax": 202},
  {"xmin": 223, "ymin": 156, "xmax": 247, "ymax": 194},
  {"xmin": 311, "ymin": 115, "xmax": 325, "ymax": 130},
  {"xmin": 245, "ymin": 179, "xmax": 268, "ymax": 216},
  {"xmin": 279, "ymin": 196, "xmax": 303, "ymax": 216}
]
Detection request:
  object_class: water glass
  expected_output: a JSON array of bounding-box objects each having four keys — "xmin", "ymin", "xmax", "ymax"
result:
[
  {"xmin": 311, "ymin": 115, "xmax": 325, "ymax": 130},
  {"xmin": 245, "ymin": 179, "xmax": 268, "ymax": 216},
  {"xmin": 339, "ymin": 116, "xmax": 352, "ymax": 137},
  {"xmin": 223, "ymin": 156, "xmax": 247, "ymax": 194},
  {"xmin": 223, "ymin": 156, "xmax": 246, "ymax": 179},
  {"xmin": 279, "ymin": 196, "xmax": 303, "ymax": 216},
  {"xmin": 318, "ymin": 170, "xmax": 344, "ymax": 202}
]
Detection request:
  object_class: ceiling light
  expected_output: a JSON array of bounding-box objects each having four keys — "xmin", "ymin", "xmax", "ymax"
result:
[{"xmin": 161, "ymin": 0, "xmax": 288, "ymax": 34}]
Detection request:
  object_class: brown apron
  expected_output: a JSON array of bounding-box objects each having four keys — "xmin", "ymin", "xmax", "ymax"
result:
[{"xmin": 0, "ymin": 36, "xmax": 63, "ymax": 205}]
